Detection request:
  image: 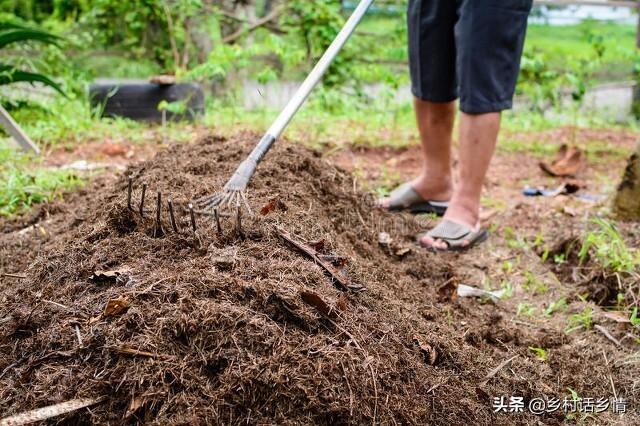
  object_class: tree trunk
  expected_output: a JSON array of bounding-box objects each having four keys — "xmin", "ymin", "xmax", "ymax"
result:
[{"xmin": 614, "ymin": 143, "xmax": 640, "ymax": 220}]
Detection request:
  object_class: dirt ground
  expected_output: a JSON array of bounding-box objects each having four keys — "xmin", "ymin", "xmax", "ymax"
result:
[{"xmin": 1, "ymin": 128, "xmax": 639, "ymax": 425}]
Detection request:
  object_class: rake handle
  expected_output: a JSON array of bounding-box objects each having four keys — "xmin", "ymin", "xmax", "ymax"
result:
[{"xmin": 245, "ymin": 0, "xmax": 375, "ymax": 168}]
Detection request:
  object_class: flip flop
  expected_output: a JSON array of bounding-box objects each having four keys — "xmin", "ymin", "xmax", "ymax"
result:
[
  {"xmin": 379, "ymin": 183, "xmax": 449, "ymax": 216},
  {"xmin": 418, "ymin": 219, "xmax": 489, "ymax": 252}
]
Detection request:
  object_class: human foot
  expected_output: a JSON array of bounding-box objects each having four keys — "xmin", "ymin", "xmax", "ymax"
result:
[
  {"xmin": 377, "ymin": 176, "xmax": 452, "ymax": 213},
  {"xmin": 418, "ymin": 200, "xmax": 486, "ymax": 251}
]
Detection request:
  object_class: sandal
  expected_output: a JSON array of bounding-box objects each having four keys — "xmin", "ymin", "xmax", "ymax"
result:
[
  {"xmin": 379, "ymin": 183, "xmax": 449, "ymax": 216},
  {"xmin": 418, "ymin": 219, "xmax": 489, "ymax": 252}
]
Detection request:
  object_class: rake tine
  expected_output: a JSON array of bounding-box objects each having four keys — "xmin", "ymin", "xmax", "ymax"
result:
[
  {"xmin": 240, "ymin": 191, "xmax": 253, "ymax": 216},
  {"xmin": 214, "ymin": 209, "xmax": 222, "ymax": 234},
  {"xmin": 198, "ymin": 194, "xmax": 224, "ymax": 211},
  {"xmin": 139, "ymin": 184, "xmax": 147, "ymax": 217},
  {"xmin": 168, "ymin": 200, "xmax": 179, "ymax": 233},
  {"xmin": 188, "ymin": 203, "xmax": 197, "ymax": 232},
  {"xmin": 153, "ymin": 191, "xmax": 163, "ymax": 237},
  {"xmin": 236, "ymin": 206, "xmax": 243, "ymax": 236},
  {"xmin": 194, "ymin": 194, "xmax": 219, "ymax": 207},
  {"xmin": 127, "ymin": 177, "xmax": 133, "ymax": 210}
]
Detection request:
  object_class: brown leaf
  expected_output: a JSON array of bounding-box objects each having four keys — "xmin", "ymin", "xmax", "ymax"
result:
[
  {"xmin": 91, "ymin": 270, "xmax": 124, "ymax": 283},
  {"xmin": 260, "ymin": 198, "xmax": 287, "ymax": 216},
  {"xmin": 601, "ymin": 310, "xmax": 631, "ymax": 324},
  {"xmin": 100, "ymin": 143, "xmax": 128, "ymax": 157},
  {"xmin": 413, "ymin": 335, "xmax": 438, "ymax": 365},
  {"xmin": 437, "ymin": 280, "xmax": 458, "ymax": 302},
  {"xmin": 309, "ymin": 239, "xmax": 326, "ymax": 253},
  {"xmin": 394, "ymin": 247, "xmax": 412, "ymax": 258},
  {"xmin": 299, "ymin": 290, "xmax": 335, "ymax": 318},
  {"xmin": 103, "ymin": 296, "xmax": 130, "ymax": 317},
  {"xmin": 336, "ymin": 294, "xmax": 348, "ymax": 312},
  {"xmin": 539, "ymin": 145, "xmax": 585, "ymax": 177}
]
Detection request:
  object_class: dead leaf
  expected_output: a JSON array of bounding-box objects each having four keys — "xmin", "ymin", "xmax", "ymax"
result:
[
  {"xmin": 125, "ymin": 395, "xmax": 146, "ymax": 419},
  {"xmin": 91, "ymin": 270, "xmax": 125, "ymax": 284},
  {"xmin": 336, "ymin": 294, "xmax": 348, "ymax": 312},
  {"xmin": 437, "ymin": 280, "xmax": 457, "ymax": 302},
  {"xmin": 260, "ymin": 198, "xmax": 287, "ymax": 216},
  {"xmin": 394, "ymin": 247, "xmax": 412, "ymax": 258},
  {"xmin": 299, "ymin": 290, "xmax": 335, "ymax": 318},
  {"xmin": 100, "ymin": 143, "xmax": 128, "ymax": 157},
  {"xmin": 539, "ymin": 145, "xmax": 585, "ymax": 177},
  {"xmin": 103, "ymin": 296, "xmax": 130, "ymax": 317},
  {"xmin": 413, "ymin": 335, "xmax": 438, "ymax": 365},
  {"xmin": 309, "ymin": 239, "xmax": 326, "ymax": 253},
  {"xmin": 601, "ymin": 310, "xmax": 631, "ymax": 324}
]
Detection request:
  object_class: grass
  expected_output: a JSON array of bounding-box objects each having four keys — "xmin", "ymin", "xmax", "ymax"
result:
[
  {"xmin": 525, "ymin": 21, "xmax": 637, "ymax": 81},
  {"xmin": 0, "ymin": 143, "xmax": 83, "ymax": 216},
  {"xmin": 579, "ymin": 218, "xmax": 640, "ymax": 273}
]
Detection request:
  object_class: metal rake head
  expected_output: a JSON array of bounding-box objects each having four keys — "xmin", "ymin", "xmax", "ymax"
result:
[{"xmin": 192, "ymin": 189, "xmax": 252, "ymax": 216}]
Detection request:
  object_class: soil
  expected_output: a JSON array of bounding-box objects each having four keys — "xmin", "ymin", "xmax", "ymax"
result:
[{"xmin": 1, "ymin": 131, "xmax": 639, "ymax": 425}]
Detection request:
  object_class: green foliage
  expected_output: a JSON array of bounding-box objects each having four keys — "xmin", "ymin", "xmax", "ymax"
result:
[
  {"xmin": 565, "ymin": 306, "xmax": 593, "ymax": 333},
  {"xmin": 0, "ymin": 21, "xmax": 65, "ymax": 94},
  {"xmin": 0, "ymin": 144, "xmax": 83, "ymax": 216},
  {"xmin": 544, "ymin": 297, "xmax": 567, "ymax": 317},
  {"xmin": 528, "ymin": 346, "xmax": 548, "ymax": 361},
  {"xmin": 579, "ymin": 218, "xmax": 640, "ymax": 273}
]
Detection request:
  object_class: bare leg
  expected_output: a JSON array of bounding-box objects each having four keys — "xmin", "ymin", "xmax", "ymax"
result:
[
  {"xmin": 380, "ymin": 98, "xmax": 454, "ymax": 207},
  {"xmin": 420, "ymin": 111, "xmax": 501, "ymax": 249}
]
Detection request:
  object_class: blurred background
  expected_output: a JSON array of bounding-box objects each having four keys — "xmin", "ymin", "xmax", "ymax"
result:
[{"xmin": 1, "ymin": 0, "xmax": 640, "ymax": 215}]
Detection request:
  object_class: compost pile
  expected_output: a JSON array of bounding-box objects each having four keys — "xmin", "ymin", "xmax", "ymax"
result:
[{"xmin": 1, "ymin": 134, "xmax": 635, "ymax": 425}]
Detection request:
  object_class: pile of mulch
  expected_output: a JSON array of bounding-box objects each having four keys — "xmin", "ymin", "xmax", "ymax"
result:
[{"xmin": 1, "ymin": 133, "xmax": 637, "ymax": 425}]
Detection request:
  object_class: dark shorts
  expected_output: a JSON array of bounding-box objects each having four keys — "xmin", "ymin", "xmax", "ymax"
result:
[{"xmin": 408, "ymin": 0, "xmax": 533, "ymax": 114}]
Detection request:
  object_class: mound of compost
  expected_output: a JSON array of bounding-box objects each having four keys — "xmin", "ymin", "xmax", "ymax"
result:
[{"xmin": 1, "ymin": 133, "xmax": 637, "ymax": 425}]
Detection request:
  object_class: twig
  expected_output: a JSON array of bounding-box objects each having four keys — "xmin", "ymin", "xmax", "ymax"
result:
[
  {"xmin": 340, "ymin": 361, "xmax": 354, "ymax": 417},
  {"xmin": 0, "ymin": 397, "xmax": 104, "ymax": 426},
  {"xmin": 602, "ymin": 348, "xmax": 618, "ymax": 400},
  {"xmin": 74, "ymin": 325, "xmax": 83, "ymax": 348},
  {"xmin": 1, "ymin": 273, "xmax": 27, "ymax": 279},
  {"xmin": 42, "ymin": 299, "xmax": 70, "ymax": 311},
  {"xmin": 368, "ymin": 363, "xmax": 378, "ymax": 426},
  {"xmin": 112, "ymin": 346, "xmax": 173, "ymax": 360},
  {"xmin": 276, "ymin": 226, "xmax": 364, "ymax": 292},
  {"xmin": 595, "ymin": 325, "xmax": 621, "ymax": 347},
  {"xmin": 481, "ymin": 355, "xmax": 518, "ymax": 386},
  {"xmin": 223, "ymin": 6, "xmax": 284, "ymax": 44}
]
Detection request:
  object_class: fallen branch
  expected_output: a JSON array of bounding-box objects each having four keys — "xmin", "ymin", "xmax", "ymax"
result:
[
  {"xmin": 276, "ymin": 227, "xmax": 364, "ymax": 292},
  {"xmin": 0, "ymin": 397, "xmax": 104, "ymax": 426}
]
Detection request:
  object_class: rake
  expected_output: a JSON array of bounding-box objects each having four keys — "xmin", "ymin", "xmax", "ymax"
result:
[{"xmin": 193, "ymin": 0, "xmax": 375, "ymax": 217}]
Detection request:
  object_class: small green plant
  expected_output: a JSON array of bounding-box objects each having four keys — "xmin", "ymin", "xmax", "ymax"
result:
[
  {"xmin": 566, "ymin": 306, "xmax": 594, "ymax": 333},
  {"xmin": 517, "ymin": 303, "xmax": 536, "ymax": 318},
  {"xmin": 500, "ymin": 281, "xmax": 513, "ymax": 299},
  {"xmin": 523, "ymin": 271, "xmax": 548, "ymax": 295},
  {"xmin": 529, "ymin": 346, "xmax": 548, "ymax": 361},
  {"xmin": 544, "ymin": 297, "xmax": 568, "ymax": 317},
  {"xmin": 630, "ymin": 307, "xmax": 640, "ymax": 327},
  {"xmin": 579, "ymin": 218, "xmax": 640, "ymax": 273}
]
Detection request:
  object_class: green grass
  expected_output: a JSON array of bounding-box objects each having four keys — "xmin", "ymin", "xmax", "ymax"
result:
[
  {"xmin": 525, "ymin": 21, "xmax": 637, "ymax": 81},
  {"xmin": 0, "ymin": 143, "xmax": 84, "ymax": 216}
]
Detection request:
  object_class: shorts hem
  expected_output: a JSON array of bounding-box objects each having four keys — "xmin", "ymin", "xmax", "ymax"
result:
[
  {"xmin": 412, "ymin": 88, "xmax": 458, "ymax": 104},
  {"xmin": 460, "ymin": 100, "xmax": 513, "ymax": 114}
]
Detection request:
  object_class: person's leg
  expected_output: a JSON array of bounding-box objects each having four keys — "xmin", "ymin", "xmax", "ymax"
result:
[
  {"xmin": 379, "ymin": 0, "xmax": 457, "ymax": 210},
  {"xmin": 419, "ymin": 112, "xmax": 500, "ymax": 249},
  {"xmin": 419, "ymin": 0, "xmax": 532, "ymax": 250},
  {"xmin": 411, "ymin": 98, "xmax": 455, "ymax": 201},
  {"xmin": 380, "ymin": 98, "xmax": 454, "ymax": 208}
]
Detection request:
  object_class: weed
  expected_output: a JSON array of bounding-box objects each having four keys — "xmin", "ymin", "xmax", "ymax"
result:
[
  {"xmin": 631, "ymin": 307, "xmax": 640, "ymax": 327},
  {"xmin": 579, "ymin": 218, "xmax": 640, "ymax": 273},
  {"xmin": 544, "ymin": 297, "xmax": 568, "ymax": 317},
  {"xmin": 0, "ymin": 145, "xmax": 84, "ymax": 216},
  {"xmin": 517, "ymin": 303, "xmax": 536, "ymax": 318},
  {"xmin": 566, "ymin": 306, "xmax": 594, "ymax": 333},
  {"xmin": 523, "ymin": 271, "xmax": 549, "ymax": 295},
  {"xmin": 529, "ymin": 346, "xmax": 548, "ymax": 361}
]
